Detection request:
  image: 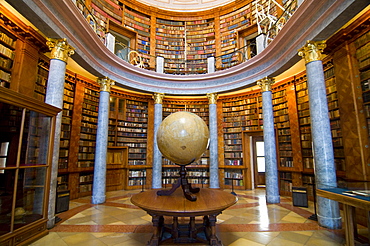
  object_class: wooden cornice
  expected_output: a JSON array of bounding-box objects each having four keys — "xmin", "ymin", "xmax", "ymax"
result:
[
  {"xmin": 0, "ymin": 4, "xmax": 48, "ymax": 52},
  {"xmin": 325, "ymin": 10, "xmax": 370, "ymax": 54}
]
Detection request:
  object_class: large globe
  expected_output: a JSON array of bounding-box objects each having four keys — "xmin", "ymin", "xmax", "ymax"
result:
[{"xmin": 157, "ymin": 111, "xmax": 210, "ymax": 165}]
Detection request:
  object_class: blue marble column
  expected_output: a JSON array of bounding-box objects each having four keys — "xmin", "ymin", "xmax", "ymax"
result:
[
  {"xmin": 92, "ymin": 78, "xmax": 115, "ymax": 204},
  {"xmin": 45, "ymin": 38, "xmax": 75, "ymax": 229},
  {"xmin": 258, "ymin": 78, "xmax": 280, "ymax": 204},
  {"xmin": 152, "ymin": 93, "xmax": 165, "ymax": 189},
  {"xmin": 298, "ymin": 40, "xmax": 341, "ymax": 229},
  {"xmin": 207, "ymin": 93, "xmax": 219, "ymax": 188}
]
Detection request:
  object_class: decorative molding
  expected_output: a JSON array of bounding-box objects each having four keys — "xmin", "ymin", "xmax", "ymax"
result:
[
  {"xmin": 257, "ymin": 77, "xmax": 275, "ymax": 92},
  {"xmin": 153, "ymin": 92, "xmax": 165, "ymax": 104},
  {"xmin": 46, "ymin": 38, "xmax": 75, "ymax": 62},
  {"xmin": 298, "ymin": 40, "xmax": 326, "ymax": 64},
  {"xmin": 97, "ymin": 77, "xmax": 115, "ymax": 92},
  {"xmin": 207, "ymin": 93, "xmax": 218, "ymax": 104}
]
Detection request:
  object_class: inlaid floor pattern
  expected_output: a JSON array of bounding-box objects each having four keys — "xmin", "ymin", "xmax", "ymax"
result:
[{"xmin": 31, "ymin": 188, "xmax": 367, "ymax": 246}]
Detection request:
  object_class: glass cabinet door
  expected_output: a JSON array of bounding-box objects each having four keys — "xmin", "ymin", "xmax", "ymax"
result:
[{"xmin": 0, "ymin": 100, "xmax": 55, "ymax": 235}]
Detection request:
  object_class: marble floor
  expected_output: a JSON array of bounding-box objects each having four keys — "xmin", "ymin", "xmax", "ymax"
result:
[{"xmin": 30, "ymin": 188, "xmax": 368, "ymax": 246}]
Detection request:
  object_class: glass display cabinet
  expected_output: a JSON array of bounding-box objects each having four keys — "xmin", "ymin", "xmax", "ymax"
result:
[{"xmin": 0, "ymin": 87, "xmax": 60, "ymax": 245}]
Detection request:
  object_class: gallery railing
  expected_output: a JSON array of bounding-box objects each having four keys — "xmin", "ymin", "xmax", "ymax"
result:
[{"xmin": 72, "ymin": 0, "xmax": 297, "ymax": 75}]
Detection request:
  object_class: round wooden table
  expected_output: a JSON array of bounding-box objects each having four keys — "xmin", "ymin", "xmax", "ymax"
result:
[{"xmin": 131, "ymin": 188, "xmax": 237, "ymax": 246}]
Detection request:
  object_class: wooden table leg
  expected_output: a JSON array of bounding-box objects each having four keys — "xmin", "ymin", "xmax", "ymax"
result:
[
  {"xmin": 343, "ymin": 204, "xmax": 355, "ymax": 246},
  {"xmin": 208, "ymin": 214, "xmax": 222, "ymax": 246},
  {"xmin": 189, "ymin": 217, "xmax": 196, "ymax": 239},
  {"xmin": 148, "ymin": 214, "xmax": 163, "ymax": 246},
  {"xmin": 172, "ymin": 216, "xmax": 179, "ymax": 239}
]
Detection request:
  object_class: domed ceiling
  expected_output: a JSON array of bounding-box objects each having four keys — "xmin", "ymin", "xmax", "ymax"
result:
[{"xmin": 135, "ymin": 0, "xmax": 231, "ymax": 12}]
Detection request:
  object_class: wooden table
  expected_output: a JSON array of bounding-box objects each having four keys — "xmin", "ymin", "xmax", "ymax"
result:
[
  {"xmin": 316, "ymin": 188, "xmax": 370, "ymax": 246},
  {"xmin": 131, "ymin": 188, "xmax": 237, "ymax": 245}
]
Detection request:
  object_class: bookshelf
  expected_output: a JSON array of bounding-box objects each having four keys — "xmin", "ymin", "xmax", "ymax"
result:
[
  {"xmin": 79, "ymin": 172, "xmax": 93, "ymax": 196},
  {"xmin": 219, "ymin": 4, "xmax": 252, "ymax": 70},
  {"xmin": 124, "ymin": 99, "xmax": 148, "ymax": 165},
  {"xmin": 295, "ymin": 74, "xmax": 313, "ymax": 170},
  {"xmin": 123, "ymin": 6, "xmax": 151, "ymax": 68},
  {"xmin": 324, "ymin": 60, "xmax": 345, "ymax": 173},
  {"xmin": 221, "ymin": 94, "xmax": 261, "ymax": 189},
  {"xmin": 162, "ymin": 164, "xmax": 210, "ymax": 188},
  {"xmin": 223, "ymin": 168, "xmax": 245, "ymax": 189},
  {"xmin": 89, "ymin": 0, "xmax": 122, "ymax": 41},
  {"xmin": 354, "ymin": 31, "xmax": 370, "ymax": 143},
  {"xmin": 78, "ymin": 87, "xmax": 99, "ymax": 169},
  {"xmin": 273, "ymin": 87, "xmax": 293, "ymax": 169},
  {"xmin": 58, "ymin": 74, "xmax": 75, "ymax": 171},
  {"xmin": 184, "ymin": 18, "xmax": 216, "ymax": 74},
  {"xmin": 108, "ymin": 93, "xmax": 151, "ymax": 190},
  {"xmin": 155, "ymin": 18, "xmax": 185, "ymax": 74},
  {"xmin": 34, "ymin": 57, "xmax": 49, "ymax": 101},
  {"xmin": 127, "ymin": 168, "xmax": 146, "ymax": 188},
  {"xmin": 222, "ymin": 94, "xmax": 261, "ymax": 167},
  {"xmin": 0, "ymin": 28, "xmax": 15, "ymax": 88}
]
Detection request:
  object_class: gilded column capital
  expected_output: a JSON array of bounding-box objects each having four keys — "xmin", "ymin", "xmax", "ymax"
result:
[
  {"xmin": 257, "ymin": 77, "xmax": 275, "ymax": 92},
  {"xmin": 298, "ymin": 40, "xmax": 326, "ymax": 64},
  {"xmin": 207, "ymin": 93, "xmax": 218, "ymax": 104},
  {"xmin": 46, "ymin": 38, "xmax": 75, "ymax": 62},
  {"xmin": 97, "ymin": 77, "xmax": 115, "ymax": 92},
  {"xmin": 153, "ymin": 93, "xmax": 165, "ymax": 104}
]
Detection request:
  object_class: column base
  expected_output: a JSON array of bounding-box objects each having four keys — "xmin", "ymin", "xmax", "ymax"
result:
[
  {"xmin": 46, "ymin": 216, "xmax": 55, "ymax": 229},
  {"xmin": 91, "ymin": 195, "xmax": 106, "ymax": 204},
  {"xmin": 317, "ymin": 213, "xmax": 342, "ymax": 229},
  {"xmin": 266, "ymin": 195, "xmax": 280, "ymax": 204}
]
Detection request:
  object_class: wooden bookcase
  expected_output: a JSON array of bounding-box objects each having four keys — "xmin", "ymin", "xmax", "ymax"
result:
[
  {"xmin": 0, "ymin": 87, "xmax": 60, "ymax": 246},
  {"xmin": 219, "ymin": 4, "xmax": 252, "ymax": 70},
  {"xmin": 0, "ymin": 28, "xmax": 15, "ymax": 89},
  {"xmin": 185, "ymin": 18, "xmax": 216, "ymax": 74},
  {"xmin": 108, "ymin": 92, "xmax": 152, "ymax": 190},
  {"xmin": 33, "ymin": 56, "xmax": 49, "ymax": 101},
  {"xmin": 324, "ymin": 60, "xmax": 345, "ymax": 173},
  {"xmin": 123, "ymin": 6, "xmax": 151, "ymax": 68},
  {"xmin": 354, "ymin": 30, "xmax": 370, "ymax": 148},
  {"xmin": 155, "ymin": 18, "xmax": 185, "ymax": 74},
  {"xmin": 220, "ymin": 92, "xmax": 262, "ymax": 189}
]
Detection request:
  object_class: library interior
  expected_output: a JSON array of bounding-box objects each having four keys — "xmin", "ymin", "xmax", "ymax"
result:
[{"xmin": 0, "ymin": 0, "xmax": 370, "ymax": 245}]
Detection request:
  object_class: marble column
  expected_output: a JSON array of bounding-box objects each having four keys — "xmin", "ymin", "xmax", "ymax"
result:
[
  {"xmin": 92, "ymin": 77, "xmax": 115, "ymax": 204},
  {"xmin": 257, "ymin": 77, "xmax": 280, "ymax": 204},
  {"xmin": 152, "ymin": 93, "xmax": 165, "ymax": 189},
  {"xmin": 45, "ymin": 38, "xmax": 75, "ymax": 229},
  {"xmin": 207, "ymin": 93, "xmax": 219, "ymax": 188},
  {"xmin": 298, "ymin": 40, "xmax": 341, "ymax": 229}
]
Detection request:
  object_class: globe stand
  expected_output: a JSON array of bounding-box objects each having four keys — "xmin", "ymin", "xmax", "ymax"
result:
[{"xmin": 157, "ymin": 164, "xmax": 200, "ymax": 201}]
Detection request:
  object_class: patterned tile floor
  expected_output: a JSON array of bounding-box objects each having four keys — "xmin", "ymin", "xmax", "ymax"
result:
[{"xmin": 30, "ymin": 188, "xmax": 368, "ymax": 246}]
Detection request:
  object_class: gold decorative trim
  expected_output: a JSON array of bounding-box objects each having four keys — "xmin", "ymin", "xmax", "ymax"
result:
[
  {"xmin": 298, "ymin": 40, "xmax": 326, "ymax": 64},
  {"xmin": 207, "ymin": 93, "xmax": 218, "ymax": 104},
  {"xmin": 97, "ymin": 77, "xmax": 115, "ymax": 92},
  {"xmin": 153, "ymin": 93, "xmax": 165, "ymax": 104},
  {"xmin": 46, "ymin": 38, "xmax": 75, "ymax": 62},
  {"xmin": 257, "ymin": 77, "xmax": 275, "ymax": 92}
]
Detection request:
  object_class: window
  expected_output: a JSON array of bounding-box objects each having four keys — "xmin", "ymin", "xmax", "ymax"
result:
[{"xmin": 256, "ymin": 141, "xmax": 265, "ymax": 172}]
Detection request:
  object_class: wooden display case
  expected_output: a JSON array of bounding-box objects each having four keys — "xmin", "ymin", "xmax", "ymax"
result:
[{"xmin": 0, "ymin": 87, "xmax": 60, "ymax": 245}]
